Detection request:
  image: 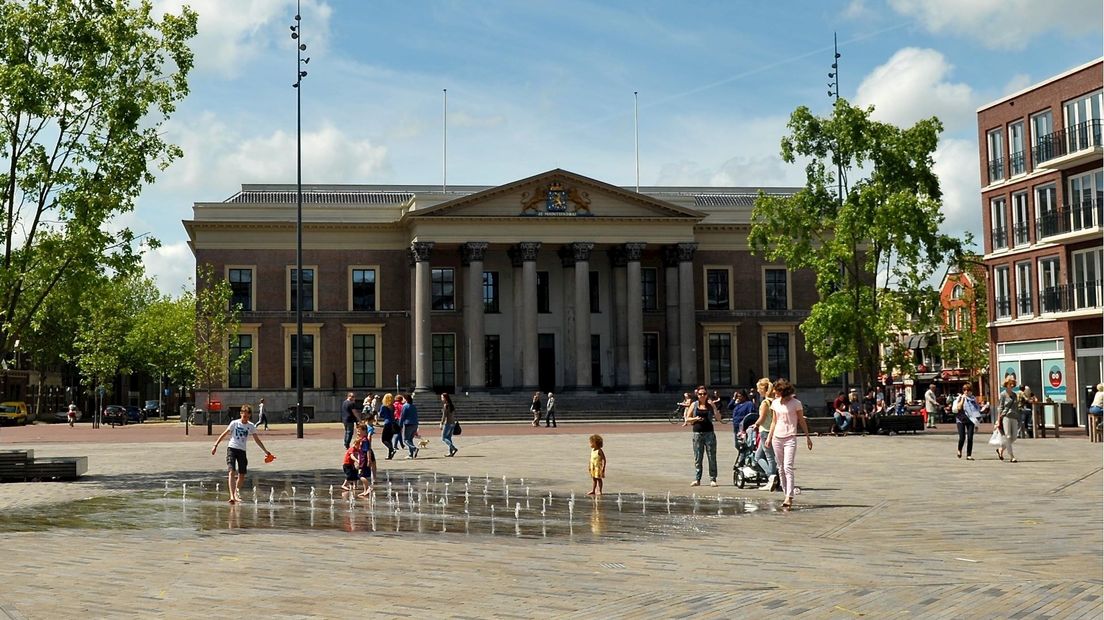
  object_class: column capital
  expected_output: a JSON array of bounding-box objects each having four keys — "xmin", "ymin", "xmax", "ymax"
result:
[
  {"xmin": 410, "ymin": 241, "xmax": 435, "ymax": 263},
  {"xmin": 514, "ymin": 241, "xmax": 541, "ymax": 262},
  {"xmin": 622, "ymin": 242, "xmax": 647, "ymax": 262},
  {"xmin": 461, "ymin": 242, "xmax": 489, "ymax": 265},
  {"xmin": 676, "ymin": 242, "xmax": 698, "ymax": 262},
  {"xmin": 607, "ymin": 246, "xmax": 627, "ymax": 267},
  {"xmin": 662, "ymin": 245, "xmax": 681, "ymax": 268},
  {"xmin": 569, "ymin": 242, "xmax": 594, "ymax": 262}
]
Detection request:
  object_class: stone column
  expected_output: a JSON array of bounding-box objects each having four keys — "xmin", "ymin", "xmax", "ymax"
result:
[
  {"xmin": 517, "ymin": 242, "xmax": 541, "ymax": 390},
  {"xmin": 507, "ymin": 246, "xmax": 523, "ymax": 388},
  {"xmin": 462, "ymin": 242, "xmax": 488, "ymax": 391},
  {"xmin": 677, "ymin": 242, "xmax": 698, "ymax": 387},
  {"xmin": 663, "ymin": 245, "xmax": 681, "ymax": 388},
  {"xmin": 609, "ymin": 247, "xmax": 629, "ymax": 388},
  {"xmin": 411, "ymin": 241, "xmax": 434, "ymax": 394},
  {"xmin": 570, "ymin": 242, "xmax": 594, "ymax": 390},
  {"xmin": 557, "ymin": 246, "xmax": 577, "ymax": 389},
  {"xmin": 624, "ymin": 242, "xmax": 646, "ymax": 391}
]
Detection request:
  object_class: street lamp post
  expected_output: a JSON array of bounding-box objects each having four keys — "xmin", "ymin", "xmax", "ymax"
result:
[{"xmin": 290, "ymin": 2, "xmax": 309, "ymax": 439}]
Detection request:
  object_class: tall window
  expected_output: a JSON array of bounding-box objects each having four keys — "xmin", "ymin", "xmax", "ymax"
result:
[
  {"xmin": 706, "ymin": 269, "xmax": 729, "ymax": 310},
  {"xmin": 641, "ymin": 267, "xmax": 658, "ymax": 310},
  {"xmin": 351, "ymin": 334, "xmax": 376, "ymax": 388},
  {"xmin": 987, "ymin": 128, "xmax": 1004, "ymax": 183},
  {"xmin": 1035, "ymin": 183, "xmax": 1058, "ymax": 238},
  {"xmin": 228, "ymin": 334, "xmax": 252, "ymax": 388},
  {"xmin": 228, "ymin": 268, "xmax": 252, "ymax": 311},
  {"xmin": 1068, "ymin": 170, "xmax": 1103, "ymax": 231},
  {"xmin": 1015, "ymin": 262, "xmax": 1033, "ymax": 317},
  {"xmin": 290, "ymin": 334, "xmax": 314, "ymax": 389},
  {"xmin": 1063, "ymin": 89, "xmax": 1102, "ymax": 151},
  {"xmin": 990, "ymin": 198, "xmax": 1008, "ymax": 250},
  {"xmin": 766, "ymin": 332, "xmax": 789, "ymax": 381},
  {"xmin": 1071, "ymin": 249, "xmax": 1102, "ymax": 310},
  {"xmin": 708, "ymin": 333, "xmax": 732, "ymax": 385},
  {"xmin": 1008, "ymin": 120, "xmax": 1025, "ymax": 175},
  {"xmin": 994, "ymin": 266, "xmax": 1011, "ymax": 319},
  {"xmin": 537, "ymin": 271, "xmax": 550, "ymax": 313},
  {"xmin": 431, "ymin": 268, "xmax": 455, "ymax": 310},
  {"xmin": 431, "ymin": 334, "xmax": 455, "ymax": 391},
  {"xmin": 290, "ymin": 268, "xmax": 314, "ymax": 311},
  {"xmin": 483, "ymin": 271, "xmax": 500, "ymax": 313},
  {"xmin": 1011, "ymin": 192, "xmax": 1029, "ymax": 246},
  {"xmin": 589, "ymin": 271, "xmax": 600, "ymax": 313},
  {"xmin": 351, "ymin": 268, "xmax": 376, "ymax": 311},
  {"xmin": 765, "ymin": 268, "xmax": 788, "ymax": 310},
  {"xmin": 1038, "ymin": 257, "xmax": 1060, "ymax": 313},
  {"xmin": 1031, "ymin": 109, "xmax": 1053, "ymax": 165}
]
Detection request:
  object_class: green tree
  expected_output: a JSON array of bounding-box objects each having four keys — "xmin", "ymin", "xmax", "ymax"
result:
[
  {"xmin": 0, "ymin": 0, "xmax": 197, "ymax": 364},
  {"xmin": 73, "ymin": 273, "xmax": 158, "ymax": 393},
  {"xmin": 193, "ymin": 264, "xmax": 241, "ymax": 419},
  {"xmin": 127, "ymin": 291, "xmax": 195, "ymax": 417},
  {"xmin": 940, "ymin": 261, "xmax": 990, "ymax": 396},
  {"xmin": 750, "ymin": 99, "xmax": 965, "ymax": 388}
]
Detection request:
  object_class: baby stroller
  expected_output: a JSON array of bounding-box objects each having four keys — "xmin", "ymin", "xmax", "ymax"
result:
[{"xmin": 733, "ymin": 428, "xmax": 769, "ymax": 489}]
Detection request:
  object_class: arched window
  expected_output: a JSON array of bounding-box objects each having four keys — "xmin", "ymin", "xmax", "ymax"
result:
[{"xmin": 951, "ymin": 284, "xmax": 965, "ymax": 300}]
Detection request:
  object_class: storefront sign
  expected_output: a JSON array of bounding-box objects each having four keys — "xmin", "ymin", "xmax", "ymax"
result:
[{"xmin": 1042, "ymin": 358, "xmax": 1066, "ymax": 402}]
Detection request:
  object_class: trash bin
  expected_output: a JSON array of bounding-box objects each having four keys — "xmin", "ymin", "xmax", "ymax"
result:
[{"xmin": 1059, "ymin": 402, "xmax": 1076, "ymax": 427}]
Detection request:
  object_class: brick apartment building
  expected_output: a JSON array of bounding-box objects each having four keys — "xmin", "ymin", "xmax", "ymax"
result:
[
  {"xmin": 978, "ymin": 58, "xmax": 1103, "ymax": 427},
  {"xmin": 185, "ymin": 169, "xmax": 833, "ymax": 416}
]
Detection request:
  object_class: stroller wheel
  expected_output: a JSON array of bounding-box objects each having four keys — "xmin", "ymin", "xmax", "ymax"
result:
[{"xmin": 734, "ymin": 468, "xmax": 746, "ymax": 488}]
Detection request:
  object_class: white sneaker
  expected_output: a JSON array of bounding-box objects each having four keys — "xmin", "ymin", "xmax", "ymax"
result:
[
  {"xmin": 690, "ymin": 480, "xmax": 700, "ymax": 487},
  {"xmin": 709, "ymin": 480, "xmax": 718, "ymax": 487}
]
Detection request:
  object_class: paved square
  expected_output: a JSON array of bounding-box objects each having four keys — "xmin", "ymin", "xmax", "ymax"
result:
[{"xmin": 1, "ymin": 422, "xmax": 1101, "ymax": 618}]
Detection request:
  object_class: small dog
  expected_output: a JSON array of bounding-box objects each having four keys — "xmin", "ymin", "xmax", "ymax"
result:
[{"xmin": 416, "ymin": 436, "xmax": 430, "ymax": 450}]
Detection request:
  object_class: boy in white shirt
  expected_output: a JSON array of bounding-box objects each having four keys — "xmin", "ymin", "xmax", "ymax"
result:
[{"xmin": 211, "ymin": 404, "xmax": 273, "ymax": 503}]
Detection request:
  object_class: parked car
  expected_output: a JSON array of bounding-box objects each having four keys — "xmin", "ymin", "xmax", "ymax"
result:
[
  {"xmin": 0, "ymin": 401, "xmax": 29, "ymax": 425},
  {"xmin": 53, "ymin": 408, "xmax": 84, "ymax": 423},
  {"xmin": 142, "ymin": 400, "xmax": 160, "ymax": 419},
  {"xmin": 125, "ymin": 406, "xmax": 145, "ymax": 424},
  {"xmin": 102, "ymin": 405, "xmax": 128, "ymax": 426}
]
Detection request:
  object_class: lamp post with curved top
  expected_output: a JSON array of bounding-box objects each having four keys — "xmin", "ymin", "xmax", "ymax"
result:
[{"xmin": 290, "ymin": 2, "xmax": 309, "ymax": 439}]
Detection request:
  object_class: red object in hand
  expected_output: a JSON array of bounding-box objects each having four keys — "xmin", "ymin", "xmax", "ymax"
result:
[{"xmin": 264, "ymin": 453, "xmax": 276, "ymax": 463}]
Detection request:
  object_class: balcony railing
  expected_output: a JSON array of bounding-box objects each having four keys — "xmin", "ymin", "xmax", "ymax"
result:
[
  {"xmin": 1033, "ymin": 119, "xmax": 1103, "ymax": 167},
  {"xmin": 1034, "ymin": 199, "xmax": 1103, "ymax": 240},
  {"xmin": 1012, "ymin": 221, "xmax": 1030, "ymax": 246},
  {"xmin": 1040, "ymin": 280, "xmax": 1103, "ymax": 313},
  {"xmin": 994, "ymin": 296, "xmax": 1011, "ymax": 318},
  {"xmin": 988, "ymin": 157, "xmax": 1004, "ymax": 184},
  {"xmin": 1009, "ymin": 150, "xmax": 1026, "ymax": 176},
  {"xmin": 1016, "ymin": 294, "xmax": 1033, "ymax": 316},
  {"xmin": 990, "ymin": 226, "xmax": 1008, "ymax": 251}
]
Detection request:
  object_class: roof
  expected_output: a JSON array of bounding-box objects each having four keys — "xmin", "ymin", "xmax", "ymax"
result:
[
  {"xmin": 976, "ymin": 57, "xmax": 1103, "ymax": 112},
  {"xmin": 224, "ymin": 190, "xmax": 414, "ymax": 205}
]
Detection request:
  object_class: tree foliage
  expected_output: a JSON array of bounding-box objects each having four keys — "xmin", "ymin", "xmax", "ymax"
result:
[
  {"xmin": 750, "ymin": 99, "xmax": 966, "ymax": 387},
  {"xmin": 73, "ymin": 273, "xmax": 159, "ymax": 389},
  {"xmin": 126, "ymin": 291, "xmax": 195, "ymax": 393},
  {"xmin": 0, "ymin": 0, "xmax": 197, "ymax": 363},
  {"xmin": 193, "ymin": 264, "xmax": 241, "ymax": 405}
]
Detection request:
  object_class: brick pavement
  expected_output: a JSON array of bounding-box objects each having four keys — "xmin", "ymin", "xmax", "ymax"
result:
[{"xmin": 0, "ymin": 422, "xmax": 1100, "ymax": 618}]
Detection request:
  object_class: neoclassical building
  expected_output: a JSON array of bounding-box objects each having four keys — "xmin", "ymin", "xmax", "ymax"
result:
[{"xmin": 185, "ymin": 169, "xmax": 827, "ymax": 411}]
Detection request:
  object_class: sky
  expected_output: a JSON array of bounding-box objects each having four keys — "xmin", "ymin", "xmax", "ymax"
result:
[{"xmin": 136, "ymin": 0, "xmax": 1104, "ymax": 294}]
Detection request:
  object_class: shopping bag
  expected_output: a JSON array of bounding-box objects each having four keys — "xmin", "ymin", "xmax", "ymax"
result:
[{"xmin": 987, "ymin": 429, "xmax": 1005, "ymax": 447}]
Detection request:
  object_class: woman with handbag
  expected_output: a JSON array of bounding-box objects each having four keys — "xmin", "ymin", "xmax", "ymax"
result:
[
  {"xmin": 953, "ymin": 385, "xmax": 981, "ymax": 460},
  {"xmin": 994, "ymin": 376, "xmax": 1019, "ymax": 462},
  {"xmin": 440, "ymin": 392, "xmax": 459, "ymax": 457}
]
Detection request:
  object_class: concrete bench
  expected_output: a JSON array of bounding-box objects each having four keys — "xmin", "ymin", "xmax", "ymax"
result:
[
  {"xmin": 0, "ymin": 449, "xmax": 33, "ymax": 482},
  {"xmin": 24, "ymin": 456, "xmax": 88, "ymax": 481}
]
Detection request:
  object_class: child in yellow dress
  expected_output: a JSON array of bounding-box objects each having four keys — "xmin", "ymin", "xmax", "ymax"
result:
[{"xmin": 587, "ymin": 434, "xmax": 606, "ymax": 496}]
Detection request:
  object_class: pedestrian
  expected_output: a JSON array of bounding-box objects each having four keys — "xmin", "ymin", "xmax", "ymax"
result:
[
  {"xmin": 530, "ymin": 392, "xmax": 542, "ymax": 426},
  {"xmin": 342, "ymin": 435, "xmax": 371, "ymax": 497},
  {"xmin": 1017, "ymin": 385, "xmax": 1037, "ymax": 438},
  {"xmin": 832, "ymin": 391, "xmax": 851, "ymax": 436},
  {"xmin": 440, "ymin": 392, "xmax": 458, "ymax": 457},
  {"xmin": 256, "ymin": 397, "xmax": 269, "ymax": 431},
  {"xmin": 210, "ymin": 404, "xmax": 273, "ymax": 504},
  {"xmin": 684, "ymin": 385, "xmax": 720, "ymax": 487},
  {"xmin": 66, "ymin": 403, "xmax": 77, "ymax": 427},
  {"xmin": 995, "ymin": 376, "xmax": 1020, "ymax": 462},
  {"xmin": 586, "ymin": 434, "xmax": 606, "ymax": 496},
  {"xmin": 379, "ymin": 393, "xmax": 398, "ymax": 460},
  {"xmin": 744, "ymin": 378, "xmax": 778, "ymax": 490},
  {"xmin": 400, "ymin": 393, "xmax": 419, "ymax": 459},
  {"xmin": 729, "ymin": 390, "xmax": 756, "ymax": 448},
  {"xmin": 924, "ymin": 383, "xmax": 940, "ymax": 428},
  {"xmin": 952, "ymin": 384, "xmax": 981, "ymax": 460},
  {"xmin": 764, "ymin": 378, "xmax": 812, "ymax": 508},
  {"xmin": 341, "ymin": 392, "xmax": 361, "ymax": 449},
  {"xmin": 544, "ymin": 392, "xmax": 557, "ymax": 428},
  {"xmin": 356, "ymin": 419, "xmax": 377, "ymax": 486}
]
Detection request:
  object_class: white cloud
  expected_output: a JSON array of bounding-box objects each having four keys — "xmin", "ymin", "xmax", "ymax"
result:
[
  {"xmin": 855, "ymin": 48, "xmax": 976, "ymax": 132},
  {"xmin": 932, "ymin": 138, "xmax": 981, "ymax": 247},
  {"xmin": 152, "ymin": 0, "xmax": 333, "ymax": 78},
  {"xmin": 1002, "ymin": 73, "xmax": 1034, "ymax": 95},
  {"xmin": 142, "ymin": 241, "xmax": 195, "ymax": 296},
  {"xmin": 842, "ymin": 0, "xmax": 872, "ymax": 20},
  {"xmin": 889, "ymin": 0, "xmax": 1102, "ymax": 49}
]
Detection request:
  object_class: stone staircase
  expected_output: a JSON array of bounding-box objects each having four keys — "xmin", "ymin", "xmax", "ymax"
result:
[{"xmin": 447, "ymin": 392, "xmax": 683, "ymax": 423}]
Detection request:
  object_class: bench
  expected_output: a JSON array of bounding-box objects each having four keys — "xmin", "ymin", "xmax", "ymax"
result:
[
  {"xmin": 24, "ymin": 456, "xmax": 88, "ymax": 481},
  {"xmin": 876, "ymin": 415, "xmax": 925, "ymax": 434},
  {"xmin": 806, "ymin": 417, "xmax": 835, "ymax": 436},
  {"xmin": 0, "ymin": 449, "xmax": 33, "ymax": 482}
]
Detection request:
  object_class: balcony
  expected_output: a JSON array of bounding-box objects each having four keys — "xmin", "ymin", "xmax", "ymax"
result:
[
  {"xmin": 1033, "ymin": 119, "xmax": 1103, "ymax": 170},
  {"xmin": 990, "ymin": 226, "xmax": 1008, "ymax": 251},
  {"xmin": 987, "ymin": 157, "xmax": 1004, "ymax": 184},
  {"xmin": 1012, "ymin": 221, "xmax": 1030, "ymax": 246},
  {"xmin": 1040, "ymin": 280, "xmax": 1103, "ymax": 314},
  {"xmin": 1016, "ymin": 294, "xmax": 1033, "ymax": 317},
  {"xmin": 1008, "ymin": 150, "xmax": 1026, "ymax": 176},
  {"xmin": 1034, "ymin": 200, "xmax": 1103, "ymax": 241}
]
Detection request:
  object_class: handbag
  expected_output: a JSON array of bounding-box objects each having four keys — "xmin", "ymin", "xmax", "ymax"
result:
[
  {"xmin": 987, "ymin": 428, "xmax": 1005, "ymax": 447},
  {"xmin": 453, "ymin": 420, "xmax": 462, "ymax": 436}
]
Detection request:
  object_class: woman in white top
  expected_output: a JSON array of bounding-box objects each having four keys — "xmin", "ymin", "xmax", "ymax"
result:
[{"xmin": 765, "ymin": 378, "xmax": 813, "ymax": 508}]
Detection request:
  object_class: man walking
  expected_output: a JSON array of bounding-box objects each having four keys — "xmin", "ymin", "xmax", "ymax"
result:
[
  {"xmin": 256, "ymin": 398, "xmax": 269, "ymax": 431},
  {"xmin": 924, "ymin": 383, "xmax": 940, "ymax": 428},
  {"xmin": 544, "ymin": 392, "xmax": 557, "ymax": 428},
  {"xmin": 341, "ymin": 392, "xmax": 361, "ymax": 449},
  {"xmin": 211, "ymin": 404, "xmax": 272, "ymax": 504}
]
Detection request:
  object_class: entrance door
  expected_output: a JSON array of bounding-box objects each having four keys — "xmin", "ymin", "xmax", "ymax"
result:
[
  {"xmin": 432, "ymin": 334, "xmax": 456, "ymax": 394},
  {"xmin": 643, "ymin": 333, "xmax": 660, "ymax": 392},
  {"xmin": 538, "ymin": 333, "xmax": 556, "ymax": 393},
  {"xmin": 484, "ymin": 335, "xmax": 501, "ymax": 389}
]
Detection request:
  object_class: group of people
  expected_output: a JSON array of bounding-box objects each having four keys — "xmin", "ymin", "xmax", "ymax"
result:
[
  {"xmin": 529, "ymin": 391, "xmax": 557, "ymax": 427},
  {"xmin": 680, "ymin": 378, "xmax": 812, "ymax": 509}
]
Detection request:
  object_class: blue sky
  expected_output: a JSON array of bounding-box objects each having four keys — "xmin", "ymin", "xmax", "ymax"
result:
[{"xmin": 138, "ymin": 0, "xmax": 1103, "ymax": 293}]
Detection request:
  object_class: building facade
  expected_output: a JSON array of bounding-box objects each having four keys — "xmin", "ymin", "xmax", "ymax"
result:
[
  {"xmin": 978, "ymin": 59, "xmax": 1103, "ymax": 426},
  {"xmin": 185, "ymin": 169, "xmax": 829, "ymax": 413}
]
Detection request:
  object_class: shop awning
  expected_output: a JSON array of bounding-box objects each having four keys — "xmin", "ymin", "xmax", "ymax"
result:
[{"xmin": 906, "ymin": 334, "xmax": 931, "ymax": 349}]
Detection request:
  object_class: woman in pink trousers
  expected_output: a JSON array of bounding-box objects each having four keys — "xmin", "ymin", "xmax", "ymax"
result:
[{"xmin": 765, "ymin": 378, "xmax": 813, "ymax": 508}]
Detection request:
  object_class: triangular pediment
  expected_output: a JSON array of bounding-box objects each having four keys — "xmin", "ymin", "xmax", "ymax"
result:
[{"xmin": 408, "ymin": 169, "xmax": 706, "ymax": 220}]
